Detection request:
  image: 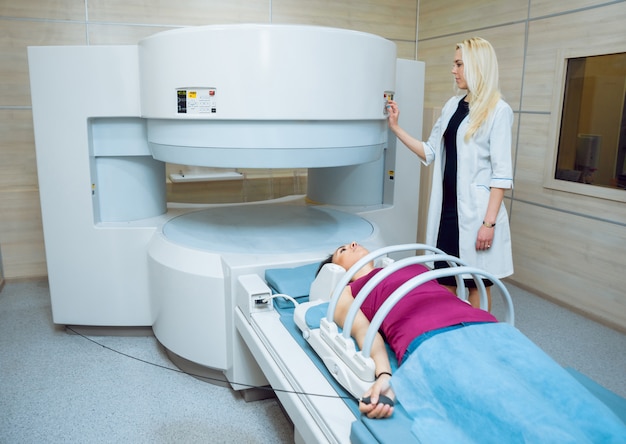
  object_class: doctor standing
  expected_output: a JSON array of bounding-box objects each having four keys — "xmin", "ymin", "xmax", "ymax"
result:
[{"xmin": 386, "ymin": 37, "xmax": 514, "ymax": 310}]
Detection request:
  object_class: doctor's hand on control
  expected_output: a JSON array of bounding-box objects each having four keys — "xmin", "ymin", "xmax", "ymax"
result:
[
  {"xmin": 385, "ymin": 100, "xmax": 400, "ymax": 130},
  {"xmin": 359, "ymin": 373, "xmax": 395, "ymax": 419},
  {"xmin": 385, "ymin": 100, "xmax": 427, "ymax": 162}
]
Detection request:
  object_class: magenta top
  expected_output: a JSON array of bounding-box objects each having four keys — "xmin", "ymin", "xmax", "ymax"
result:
[{"xmin": 349, "ymin": 264, "xmax": 497, "ymax": 362}]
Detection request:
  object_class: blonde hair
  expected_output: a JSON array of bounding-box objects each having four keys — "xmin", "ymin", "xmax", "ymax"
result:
[{"xmin": 456, "ymin": 37, "xmax": 501, "ymax": 142}]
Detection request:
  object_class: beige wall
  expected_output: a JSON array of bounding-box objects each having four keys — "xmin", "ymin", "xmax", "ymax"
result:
[
  {"xmin": 2, "ymin": 0, "xmax": 625, "ymax": 330},
  {"xmin": 417, "ymin": 0, "xmax": 626, "ymax": 331}
]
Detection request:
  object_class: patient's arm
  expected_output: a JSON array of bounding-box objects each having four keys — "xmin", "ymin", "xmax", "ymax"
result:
[{"xmin": 334, "ymin": 286, "xmax": 395, "ymax": 419}]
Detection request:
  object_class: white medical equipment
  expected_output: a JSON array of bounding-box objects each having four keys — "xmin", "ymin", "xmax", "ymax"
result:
[{"xmin": 29, "ymin": 22, "xmax": 424, "ymax": 431}]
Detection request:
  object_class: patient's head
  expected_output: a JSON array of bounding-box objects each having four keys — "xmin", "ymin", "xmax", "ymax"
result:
[{"xmin": 316, "ymin": 241, "xmax": 371, "ymax": 277}]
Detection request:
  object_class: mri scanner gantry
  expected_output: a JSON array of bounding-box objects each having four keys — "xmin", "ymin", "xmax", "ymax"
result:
[{"xmin": 28, "ymin": 24, "xmax": 424, "ymax": 392}]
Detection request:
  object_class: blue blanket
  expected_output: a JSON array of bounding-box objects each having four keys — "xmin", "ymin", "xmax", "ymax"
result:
[{"xmin": 392, "ymin": 322, "xmax": 626, "ymax": 443}]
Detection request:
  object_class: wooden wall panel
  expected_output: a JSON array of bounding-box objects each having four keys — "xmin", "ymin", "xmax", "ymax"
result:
[
  {"xmin": 272, "ymin": 0, "xmax": 417, "ymax": 42},
  {"xmin": 87, "ymin": 0, "xmax": 269, "ymax": 26},
  {"xmin": 0, "ymin": 187, "xmax": 46, "ymax": 279},
  {"xmin": 529, "ymin": 0, "xmax": 612, "ymax": 18},
  {"xmin": 0, "ymin": 0, "xmax": 85, "ymax": 20},
  {"xmin": 509, "ymin": 200, "xmax": 625, "ymax": 331},
  {"xmin": 414, "ymin": 37, "xmax": 460, "ymax": 109},
  {"xmin": 523, "ymin": 2, "xmax": 626, "ymax": 112},
  {"xmin": 513, "ymin": 114, "xmax": 551, "ymax": 201},
  {"xmin": 88, "ymin": 25, "xmax": 174, "ymax": 45},
  {"xmin": 0, "ymin": 110, "xmax": 38, "ymax": 190},
  {"xmin": 417, "ymin": 0, "xmax": 527, "ymax": 40},
  {"xmin": 396, "ymin": 41, "xmax": 416, "ymax": 60},
  {"xmin": 1, "ymin": 20, "xmax": 86, "ymax": 106}
]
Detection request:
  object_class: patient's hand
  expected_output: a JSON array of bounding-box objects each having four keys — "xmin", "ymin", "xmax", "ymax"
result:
[{"xmin": 359, "ymin": 375, "xmax": 395, "ymax": 419}]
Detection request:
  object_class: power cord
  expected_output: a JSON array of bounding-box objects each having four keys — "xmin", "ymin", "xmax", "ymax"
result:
[
  {"xmin": 66, "ymin": 326, "xmax": 353, "ymax": 401},
  {"xmin": 262, "ymin": 293, "xmax": 300, "ymax": 306}
]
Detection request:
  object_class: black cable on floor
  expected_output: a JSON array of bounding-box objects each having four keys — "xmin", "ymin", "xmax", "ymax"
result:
[{"xmin": 66, "ymin": 326, "xmax": 355, "ymax": 402}]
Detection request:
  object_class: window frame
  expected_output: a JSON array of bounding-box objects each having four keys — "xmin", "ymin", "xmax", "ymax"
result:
[{"xmin": 545, "ymin": 46, "xmax": 626, "ymax": 203}]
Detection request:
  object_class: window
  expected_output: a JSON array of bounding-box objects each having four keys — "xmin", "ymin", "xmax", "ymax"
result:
[
  {"xmin": 165, "ymin": 165, "xmax": 307, "ymax": 204},
  {"xmin": 555, "ymin": 52, "xmax": 626, "ymax": 192}
]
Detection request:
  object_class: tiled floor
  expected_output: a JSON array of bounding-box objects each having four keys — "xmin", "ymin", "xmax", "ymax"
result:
[{"xmin": 0, "ymin": 280, "xmax": 293, "ymax": 444}]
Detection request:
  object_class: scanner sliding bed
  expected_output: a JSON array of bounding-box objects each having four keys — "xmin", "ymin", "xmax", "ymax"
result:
[{"xmin": 234, "ymin": 244, "xmax": 626, "ymax": 443}]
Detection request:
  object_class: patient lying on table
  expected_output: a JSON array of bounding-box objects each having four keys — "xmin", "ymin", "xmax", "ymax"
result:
[{"xmin": 325, "ymin": 241, "xmax": 626, "ymax": 442}]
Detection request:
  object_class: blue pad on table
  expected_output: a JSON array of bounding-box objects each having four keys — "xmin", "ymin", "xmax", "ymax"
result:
[{"xmin": 265, "ymin": 262, "xmax": 319, "ymax": 308}]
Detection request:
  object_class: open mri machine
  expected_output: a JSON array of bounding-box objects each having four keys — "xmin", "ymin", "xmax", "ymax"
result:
[{"xmin": 29, "ymin": 24, "xmax": 425, "ymax": 442}]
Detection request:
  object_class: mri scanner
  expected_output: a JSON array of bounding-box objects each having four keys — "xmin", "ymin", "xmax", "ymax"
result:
[{"xmin": 28, "ymin": 24, "xmax": 424, "ymax": 442}]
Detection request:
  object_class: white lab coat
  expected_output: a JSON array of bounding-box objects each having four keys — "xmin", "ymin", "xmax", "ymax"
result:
[{"xmin": 422, "ymin": 95, "xmax": 514, "ymax": 279}]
